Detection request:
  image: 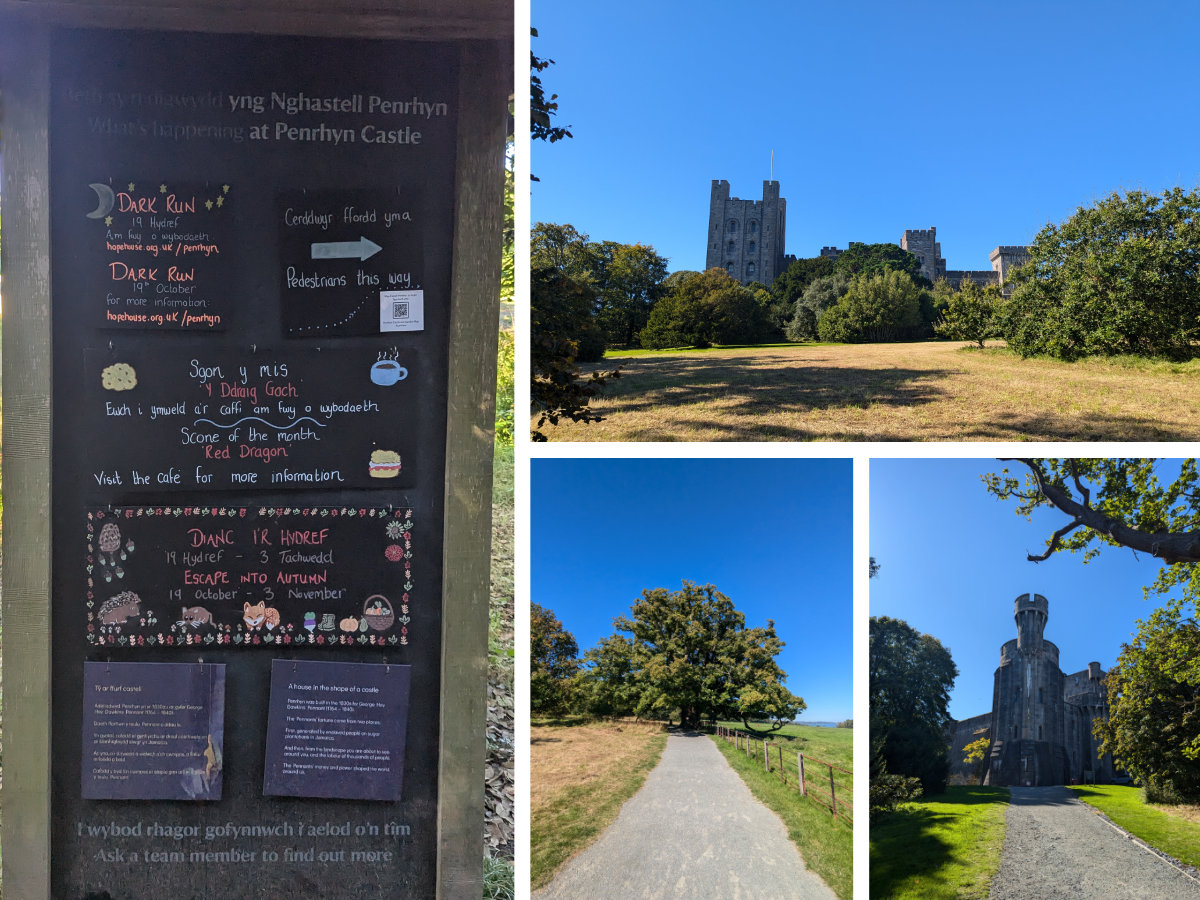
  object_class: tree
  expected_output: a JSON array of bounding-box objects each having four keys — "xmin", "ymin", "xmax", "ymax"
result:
[
  {"xmin": 639, "ymin": 268, "xmax": 770, "ymax": 349},
  {"xmin": 1094, "ymin": 601, "xmax": 1200, "ymax": 802},
  {"xmin": 817, "ymin": 268, "xmax": 924, "ymax": 343},
  {"xmin": 785, "ymin": 272, "xmax": 851, "ymax": 341},
  {"xmin": 962, "ymin": 735, "xmax": 991, "ymax": 784},
  {"xmin": 593, "ymin": 242, "xmax": 669, "ymax": 347},
  {"xmin": 594, "ymin": 581, "xmax": 805, "ymax": 730},
  {"xmin": 1000, "ymin": 186, "xmax": 1200, "ymax": 360},
  {"xmin": 531, "ymin": 221, "xmax": 594, "ymax": 278},
  {"xmin": 530, "ymin": 26, "xmax": 571, "ymax": 181},
  {"xmin": 530, "ymin": 266, "xmax": 619, "ymax": 440},
  {"xmin": 934, "ymin": 280, "xmax": 1001, "ymax": 348},
  {"xmin": 772, "ymin": 255, "xmax": 837, "ymax": 307},
  {"xmin": 530, "ymin": 603, "xmax": 580, "ymax": 715},
  {"xmin": 576, "ymin": 634, "xmax": 641, "ymax": 717},
  {"xmin": 870, "ymin": 616, "xmax": 958, "ymax": 795},
  {"xmin": 833, "ymin": 242, "xmax": 927, "ymax": 285}
]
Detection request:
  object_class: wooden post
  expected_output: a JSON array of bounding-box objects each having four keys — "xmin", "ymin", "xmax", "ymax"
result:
[
  {"xmin": 798, "ymin": 753, "xmax": 807, "ymax": 797},
  {"xmin": 763, "ymin": 741, "xmax": 770, "ymax": 773},
  {"xmin": 829, "ymin": 764, "xmax": 837, "ymax": 818}
]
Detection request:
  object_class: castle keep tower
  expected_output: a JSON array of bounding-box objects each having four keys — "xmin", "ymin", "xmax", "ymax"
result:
[
  {"xmin": 947, "ymin": 592, "xmax": 1117, "ymax": 787},
  {"xmin": 705, "ymin": 179, "xmax": 788, "ymax": 286}
]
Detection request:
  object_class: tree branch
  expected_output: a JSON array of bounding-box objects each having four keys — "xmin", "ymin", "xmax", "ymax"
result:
[
  {"xmin": 1003, "ymin": 458, "xmax": 1200, "ymax": 564},
  {"xmin": 1028, "ymin": 518, "xmax": 1087, "ymax": 562}
]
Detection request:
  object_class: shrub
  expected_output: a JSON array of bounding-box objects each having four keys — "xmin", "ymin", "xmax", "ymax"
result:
[{"xmin": 817, "ymin": 268, "xmax": 923, "ymax": 343}]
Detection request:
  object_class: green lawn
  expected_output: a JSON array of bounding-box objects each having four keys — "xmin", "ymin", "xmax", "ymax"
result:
[
  {"xmin": 869, "ymin": 786, "xmax": 1009, "ymax": 900},
  {"xmin": 710, "ymin": 734, "xmax": 853, "ymax": 900},
  {"xmin": 1070, "ymin": 785, "xmax": 1200, "ymax": 868},
  {"xmin": 717, "ymin": 721, "xmax": 853, "ymax": 769}
]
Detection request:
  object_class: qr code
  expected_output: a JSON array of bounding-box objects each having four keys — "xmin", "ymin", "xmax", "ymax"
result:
[{"xmin": 392, "ymin": 301, "xmax": 410, "ymax": 320}]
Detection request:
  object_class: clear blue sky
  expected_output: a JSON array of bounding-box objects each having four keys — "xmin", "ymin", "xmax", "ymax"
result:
[
  {"xmin": 532, "ymin": 1, "xmax": 1200, "ymax": 274},
  {"xmin": 870, "ymin": 459, "xmax": 1189, "ymax": 721},
  {"xmin": 531, "ymin": 458, "xmax": 853, "ymax": 722}
]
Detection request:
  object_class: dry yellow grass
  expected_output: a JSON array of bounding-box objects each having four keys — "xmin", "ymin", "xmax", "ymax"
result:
[
  {"xmin": 1152, "ymin": 802, "xmax": 1200, "ymax": 825},
  {"xmin": 535, "ymin": 342, "xmax": 1200, "ymax": 441},
  {"xmin": 530, "ymin": 719, "xmax": 667, "ymax": 888}
]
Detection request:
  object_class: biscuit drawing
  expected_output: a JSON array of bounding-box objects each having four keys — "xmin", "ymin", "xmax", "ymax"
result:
[{"xmin": 101, "ymin": 362, "xmax": 138, "ymax": 391}]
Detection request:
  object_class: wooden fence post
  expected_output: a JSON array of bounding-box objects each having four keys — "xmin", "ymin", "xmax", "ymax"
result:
[
  {"xmin": 829, "ymin": 764, "xmax": 836, "ymax": 818},
  {"xmin": 763, "ymin": 742, "xmax": 770, "ymax": 773},
  {"xmin": 776, "ymin": 744, "xmax": 785, "ymax": 784},
  {"xmin": 798, "ymin": 753, "xmax": 806, "ymax": 797}
]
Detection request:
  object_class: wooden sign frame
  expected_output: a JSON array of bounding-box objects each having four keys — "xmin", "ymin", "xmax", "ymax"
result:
[{"xmin": 0, "ymin": 4, "xmax": 510, "ymax": 898}]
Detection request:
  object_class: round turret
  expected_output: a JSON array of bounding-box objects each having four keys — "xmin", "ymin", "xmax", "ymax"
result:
[{"xmin": 1014, "ymin": 593, "xmax": 1048, "ymax": 650}]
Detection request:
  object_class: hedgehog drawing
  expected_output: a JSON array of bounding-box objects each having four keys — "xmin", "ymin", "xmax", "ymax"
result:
[{"xmin": 98, "ymin": 591, "xmax": 142, "ymax": 627}]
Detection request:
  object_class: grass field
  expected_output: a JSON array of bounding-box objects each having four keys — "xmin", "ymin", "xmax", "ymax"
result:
[
  {"xmin": 869, "ymin": 785, "xmax": 1009, "ymax": 900},
  {"xmin": 1070, "ymin": 785, "xmax": 1200, "ymax": 868},
  {"xmin": 538, "ymin": 341, "xmax": 1200, "ymax": 441},
  {"xmin": 530, "ymin": 718, "xmax": 667, "ymax": 890},
  {"xmin": 710, "ymin": 734, "xmax": 853, "ymax": 899}
]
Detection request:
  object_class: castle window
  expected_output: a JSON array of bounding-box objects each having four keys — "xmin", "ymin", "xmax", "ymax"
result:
[
  {"xmin": 725, "ymin": 261, "xmax": 734, "ymax": 274},
  {"xmin": 728, "ymin": 220, "xmax": 738, "ymax": 235},
  {"xmin": 1013, "ymin": 724, "xmax": 1018, "ymax": 738},
  {"xmin": 728, "ymin": 240, "xmax": 736, "ymax": 253},
  {"xmin": 748, "ymin": 241, "xmax": 756, "ymax": 255},
  {"xmin": 746, "ymin": 262, "xmax": 755, "ymax": 278},
  {"xmin": 1038, "ymin": 688, "xmax": 1043, "ymax": 703},
  {"xmin": 1039, "ymin": 725, "xmax": 1043, "ymax": 739},
  {"xmin": 748, "ymin": 220, "xmax": 758, "ymax": 235}
]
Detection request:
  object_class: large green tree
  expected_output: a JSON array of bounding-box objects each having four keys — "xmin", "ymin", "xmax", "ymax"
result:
[
  {"xmin": 1000, "ymin": 186, "xmax": 1200, "ymax": 360},
  {"xmin": 531, "ymin": 603, "xmax": 580, "ymax": 715},
  {"xmin": 870, "ymin": 616, "xmax": 958, "ymax": 795},
  {"xmin": 772, "ymin": 255, "xmax": 837, "ymax": 307},
  {"xmin": 591, "ymin": 582, "xmax": 805, "ymax": 731},
  {"xmin": 934, "ymin": 279, "xmax": 1002, "ymax": 348},
  {"xmin": 593, "ymin": 242, "xmax": 669, "ymax": 347},
  {"xmin": 639, "ymin": 268, "xmax": 770, "ymax": 349},
  {"xmin": 817, "ymin": 268, "xmax": 924, "ymax": 343},
  {"xmin": 833, "ymin": 243, "xmax": 927, "ymax": 285},
  {"xmin": 1094, "ymin": 601, "xmax": 1200, "ymax": 802},
  {"xmin": 575, "ymin": 634, "xmax": 640, "ymax": 717}
]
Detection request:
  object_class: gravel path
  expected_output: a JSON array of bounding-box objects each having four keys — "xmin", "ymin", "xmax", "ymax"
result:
[
  {"xmin": 990, "ymin": 786, "xmax": 1200, "ymax": 899},
  {"xmin": 534, "ymin": 731, "xmax": 836, "ymax": 900}
]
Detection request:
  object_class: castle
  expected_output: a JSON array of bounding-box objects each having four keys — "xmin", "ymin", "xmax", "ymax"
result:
[
  {"xmin": 707, "ymin": 179, "xmax": 1030, "ymax": 291},
  {"xmin": 947, "ymin": 593, "xmax": 1117, "ymax": 787}
]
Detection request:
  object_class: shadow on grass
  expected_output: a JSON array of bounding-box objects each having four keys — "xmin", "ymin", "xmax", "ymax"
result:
[
  {"xmin": 582, "ymin": 356, "xmax": 954, "ymax": 440},
  {"xmin": 576, "ymin": 351, "xmax": 1200, "ymax": 441},
  {"xmin": 870, "ymin": 786, "xmax": 1009, "ymax": 900}
]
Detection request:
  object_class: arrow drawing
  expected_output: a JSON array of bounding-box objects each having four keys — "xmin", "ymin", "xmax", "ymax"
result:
[{"xmin": 311, "ymin": 237, "xmax": 382, "ymax": 261}]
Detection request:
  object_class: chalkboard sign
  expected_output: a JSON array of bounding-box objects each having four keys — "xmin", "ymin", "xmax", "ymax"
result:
[
  {"xmin": 48, "ymin": 26, "xmax": 457, "ymax": 898},
  {"xmin": 84, "ymin": 506, "xmax": 416, "ymax": 650},
  {"xmin": 83, "ymin": 346, "xmax": 420, "ymax": 491}
]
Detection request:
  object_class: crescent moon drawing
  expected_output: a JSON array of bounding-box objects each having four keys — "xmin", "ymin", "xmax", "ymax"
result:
[{"xmin": 86, "ymin": 182, "xmax": 115, "ymax": 219}]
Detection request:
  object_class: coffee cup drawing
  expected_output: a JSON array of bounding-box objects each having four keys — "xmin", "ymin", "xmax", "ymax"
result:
[{"xmin": 370, "ymin": 359, "xmax": 408, "ymax": 385}]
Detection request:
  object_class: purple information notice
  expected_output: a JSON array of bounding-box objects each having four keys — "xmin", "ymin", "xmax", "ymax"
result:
[
  {"xmin": 263, "ymin": 659, "xmax": 411, "ymax": 801},
  {"xmin": 81, "ymin": 661, "xmax": 225, "ymax": 800}
]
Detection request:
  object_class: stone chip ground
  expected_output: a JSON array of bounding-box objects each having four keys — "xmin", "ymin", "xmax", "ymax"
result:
[
  {"xmin": 534, "ymin": 731, "xmax": 835, "ymax": 900},
  {"xmin": 989, "ymin": 786, "xmax": 1200, "ymax": 899}
]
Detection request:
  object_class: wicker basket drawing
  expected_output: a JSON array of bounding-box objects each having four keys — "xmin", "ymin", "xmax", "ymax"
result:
[{"xmin": 363, "ymin": 594, "xmax": 394, "ymax": 631}]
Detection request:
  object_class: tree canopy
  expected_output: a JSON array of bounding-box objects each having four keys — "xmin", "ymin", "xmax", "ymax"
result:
[
  {"xmin": 934, "ymin": 279, "xmax": 1002, "ymax": 348},
  {"xmin": 817, "ymin": 268, "xmax": 924, "ymax": 343},
  {"xmin": 1095, "ymin": 601, "xmax": 1200, "ymax": 802},
  {"xmin": 530, "ymin": 266, "xmax": 618, "ymax": 440},
  {"xmin": 772, "ymin": 255, "xmax": 837, "ymax": 307},
  {"xmin": 870, "ymin": 616, "xmax": 958, "ymax": 795},
  {"xmin": 832, "ymin": 243, "xmax": 927, "ymax": 285},
  {"xmin": 587, "ymin": 581, "xmax": 805, "ymax": 731},
  {"xmin": 1000, "ymin": 186, "xmax": 1200, "ymax": 360},
  {"xmin": 530, "ymin": 603, "xmax": 580, "ymax": 714},
  {"xmin": 639, "ymin": 268, "xmax": 771, "ymax": 349},
  {"xmin": 985, "ymin": 459, "xmax": 1200, "ymax": 592}
]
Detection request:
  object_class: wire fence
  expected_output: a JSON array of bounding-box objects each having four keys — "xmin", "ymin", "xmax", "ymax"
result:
[{"xmin": 712, "ymin": 724, "xmax": 853, "ymax": 825}]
